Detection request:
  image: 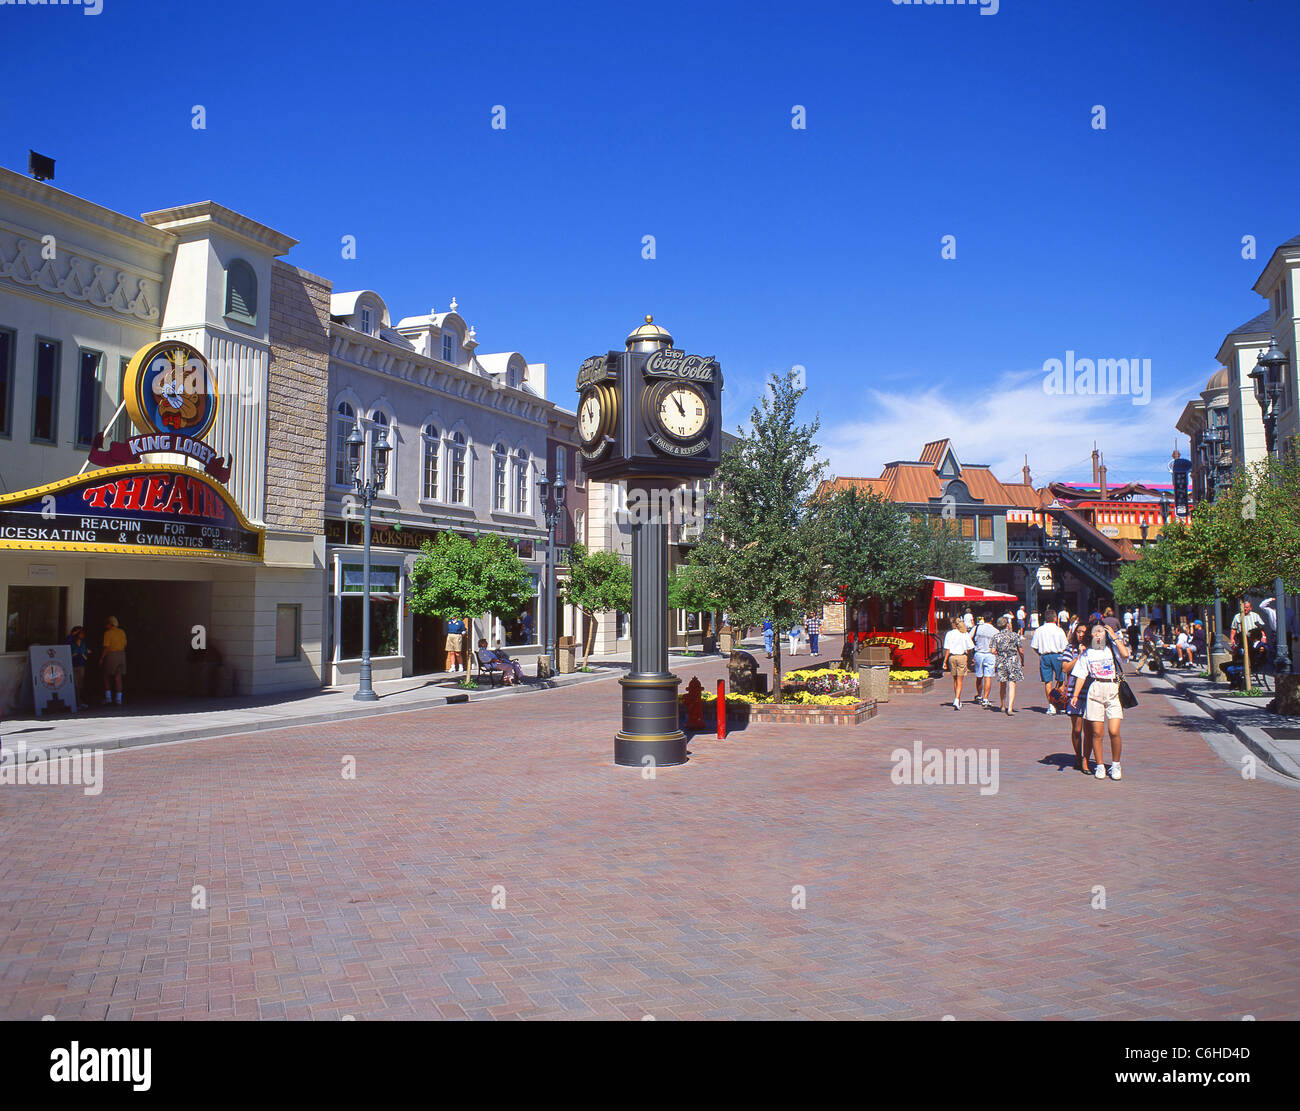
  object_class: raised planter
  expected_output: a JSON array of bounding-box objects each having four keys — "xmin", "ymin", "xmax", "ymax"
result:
[
  {"xmin": 725, "ymin": 699, "xmax": 878, "ymax": 726},
  {"xmin": 888, "ymin": 678, "xmax": 934, "ymax": 694}
]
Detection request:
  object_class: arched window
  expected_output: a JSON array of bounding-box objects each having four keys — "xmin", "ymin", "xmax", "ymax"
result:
[
  {"xmin": 448, "ymin": 431, "xmax": 468, "ymax": 504},
  {"xmin": 333, "ymin": 401, "xmax": 356, "ymax": 486},
  {"xmin": 370, "ymin": 410, "xmax": 393, "ymax": 493},
  {"xmin": 442, "ymin": 331, "xmax": 457, "ymax": 364},
  {"xmin": 422, "ymin": 423, "xmax": 439, "ymax": 500},
  {"xmin": 224, "ymin": 259, "xmax": 257, "ymax": 324},
  {"xmin": 514, "ymin": 449, "xmax": 529, "ymax": 514},
  {"xmin": 493, "ymin": 442, "xmax": 508, "ymax": 511}
]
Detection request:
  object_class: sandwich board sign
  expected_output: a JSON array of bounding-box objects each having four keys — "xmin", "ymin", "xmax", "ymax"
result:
[{"xmin": 29, "ymin": 645, "xmax": 78, "ymax": 717}]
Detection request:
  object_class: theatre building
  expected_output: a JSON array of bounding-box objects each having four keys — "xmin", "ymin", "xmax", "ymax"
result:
[{"xmin": 0, "ymin": 166, "xmax": 328, "ymax": 712}]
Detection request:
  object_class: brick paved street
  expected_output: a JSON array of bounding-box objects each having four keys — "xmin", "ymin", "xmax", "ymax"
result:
[{"xmin": 2, "ymin": 644, "xmax": 1297, "ymax": 1021}]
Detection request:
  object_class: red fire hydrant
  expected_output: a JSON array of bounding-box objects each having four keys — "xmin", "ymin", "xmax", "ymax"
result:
[{"xmin": 683, "ymin": 676, "xmax": 705, "ymax": 730}]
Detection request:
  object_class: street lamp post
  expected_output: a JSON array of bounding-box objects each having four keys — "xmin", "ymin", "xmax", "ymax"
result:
[
  {"xmin": 1158, "ymin": 492, "xmax": 1171, "ymax": 632},
  {"xmin": 1202, "ymin": 428, "xmax": 1229, "ymax": 662},
  {"xmin": 536, "ymin": 470, "xmax": 567, "ymax": 673},
  {"xmin": 346, "ymin": 422, "xmax": 391, "ymax": 702},
  {"xmin": 1250, "ymin": 340, "xmax": 1292, "ymax": 674}
]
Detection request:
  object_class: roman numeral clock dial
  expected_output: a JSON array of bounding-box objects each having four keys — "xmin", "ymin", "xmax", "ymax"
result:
[{"xmin": 656, "ymin": 384, "xmax": 707, "ymax": 440}]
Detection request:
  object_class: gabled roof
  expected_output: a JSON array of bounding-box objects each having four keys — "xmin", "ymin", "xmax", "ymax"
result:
[
  {"xmin": 819, "ymin": 444, "xmax": 1032, "ymax": 509},
  {"xmin": 919, "ymin": 439, "xmax": 950, "ymax": 466}
]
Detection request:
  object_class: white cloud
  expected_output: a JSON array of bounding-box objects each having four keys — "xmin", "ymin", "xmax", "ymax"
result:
[{"xmin": 817, "ymin": 366, "xmax": 1203, "ymax": 487}]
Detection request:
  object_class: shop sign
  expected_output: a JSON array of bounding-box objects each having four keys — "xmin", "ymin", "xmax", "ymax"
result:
[
  {"xmin": 90, "ymin": 341, "xmax": 232, "ymax": 482},
  {"xmin": 327, "ymin": 518, "xmax": 536, "ymax": 560},
  {"xmin": 0, "ymin": 465, "xmax": 263, "ymax": 561},
  {"xmin": 1037, "ymin": 565, "xmax": 1054, "ymax": 589}
]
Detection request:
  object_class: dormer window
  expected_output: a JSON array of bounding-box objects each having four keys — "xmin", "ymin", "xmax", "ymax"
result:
[
  {"xmin": 224, "ymin": 259, "xmax": 257, "ymax": 325},
  {"xmin": 507, "ymin": 364, "xmax": 521, "ymax": 389},
  {"xmin": 442, "ymin": 332, "xmax": 456, "ymax": 364},
  {"xmin": 360, "ymin": 307, "xmax": 372, "ymax": 335}
]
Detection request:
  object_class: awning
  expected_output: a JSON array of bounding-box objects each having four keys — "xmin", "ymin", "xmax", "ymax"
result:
[{"xmin": 923, "ymin": 576, "xmax": 1018, "ymax": 602}]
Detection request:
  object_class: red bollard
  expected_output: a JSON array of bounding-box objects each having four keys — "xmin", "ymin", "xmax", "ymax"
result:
[{"xmin": 716, "ymin": 679, "xmax": 726, "ymax": 739}]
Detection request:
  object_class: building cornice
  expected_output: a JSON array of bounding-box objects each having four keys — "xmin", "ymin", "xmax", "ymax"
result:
[{"xmin": 141, "ymin": 201, "xmax": 297, "ymax": 256}]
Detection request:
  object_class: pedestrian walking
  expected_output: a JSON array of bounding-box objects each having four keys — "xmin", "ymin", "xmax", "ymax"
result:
[
  {"xmin": 992, "ymin": 615, "xmax": 1024, "ymax": 714},
  {"xmin": 942, "ymin": 616, "xmax": 975, "ymax": 710},
  {"xmin": 65, "ymin": 625, "xmax": 90, "ymax": 709},
  {"xmin": 971, "ymin": 612, "xmax": 998, "ymax": 707},
  {"xmin": 1067, "ymin": 620, "xmax": 1131, "ymax": 780},
  {"xmin": 1059, "ymin": 619, "xmax": 1091, "ymax": 772},
  {"xmin": 804, "ymin": 612, "xmax": 822, "ymax": 657},
  {"xmin": 762, "ymin": 618, "xmax": 774, "ymax": 658},
  {"xmin": 963, "ymin": 609, "xmax": 975, "ymax": 633},
  {"xmin": 99, "ymin": 616, "xmax": 127, "ymax": 706},
  {"xmin": 1016, "ymin": 605, "xmax": 1026, "ymax": 633},
  {"xmin": 787, "ymin": 621, "xmax": 801, "ymax": 658},
  {"xmin": 1030, "ymin": 611, "xmax": 1069, "ymax": 714}
]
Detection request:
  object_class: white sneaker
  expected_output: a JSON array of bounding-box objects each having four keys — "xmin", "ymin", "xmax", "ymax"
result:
[
  {"xmin": 1108, "ymin": 762, "xmax": 1122, "ymax": 781},
  {"xmin": 1046, "ymin": 705, "xmax": 1057, "ymax": 715},
  {"xmin": 953, "ymin": 699, "xmax": 961, "ymax": 710},
  {"xmin": 1094, "ymin": 762, "xmax": 1107, "ymax": 779}
]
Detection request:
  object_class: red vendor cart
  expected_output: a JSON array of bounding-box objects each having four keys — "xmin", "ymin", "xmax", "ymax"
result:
[{"xmin": 844, "ymin": 577, "xmax": 1019, "ymax": 668}]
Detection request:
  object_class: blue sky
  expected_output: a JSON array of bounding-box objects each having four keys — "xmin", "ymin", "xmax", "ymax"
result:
[{"xmin": 6, "ymin": 0, "xmax": 1297, "ymax": 489}]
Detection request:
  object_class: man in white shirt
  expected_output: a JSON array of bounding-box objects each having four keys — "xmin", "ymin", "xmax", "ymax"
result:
[
  {"xmin": 1122, "ymin": 609, "xmax": 1134, "ymax": 630},
  {"xmin": 1016, "ymin": 605, "xmax": 1026, "ymax": 633},
  {"xmin": 971, "ymin": 613, "xmax": 998, "ymax": 707},
  {"xmin": 1030, "ymin": 614, "xmax": 1070, "ymax": 713},
  {"xmin": 942, "ymin": 617, "xmax": 976, "ymax": 709},
  {"xmin": 1230, "ymin": 602, "xmax": 1265, "ymax": 651}
]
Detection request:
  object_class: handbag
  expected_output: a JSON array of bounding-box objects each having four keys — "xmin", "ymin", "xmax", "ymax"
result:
[{"xmin": 1110, "ymin": 643, "xmax": 1138, "ymax": 709}]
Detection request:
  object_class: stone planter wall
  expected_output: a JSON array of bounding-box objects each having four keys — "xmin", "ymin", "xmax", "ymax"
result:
[
  {"xmin": 733, "ymin": 699, "xmax": 878, "ymax": 726},
  {"xmin": 888, "ymin": 678, "xmax": 934, "ymax": 694}
]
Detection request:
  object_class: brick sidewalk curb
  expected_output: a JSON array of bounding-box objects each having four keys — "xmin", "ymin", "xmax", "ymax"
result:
[
  {"xmin": 1153, "ymin": 671, "xmax": 1300, "ymax": 781},
  {"xmin": 8, "ymin": 664, "xmax": 634, "ymax": 758},
  {"xmin": 7, "ymin": 652, "xmax": 724, "ymax": 758}
]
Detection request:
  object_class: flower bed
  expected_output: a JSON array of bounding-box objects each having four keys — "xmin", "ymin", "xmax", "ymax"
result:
[
  {"xmin": 685, "ymin": 688, "xmax": 877, "ymax": 726},
  {"xmin": 783, "ymin": 666, "xmax": 933, "ymax": 697}
]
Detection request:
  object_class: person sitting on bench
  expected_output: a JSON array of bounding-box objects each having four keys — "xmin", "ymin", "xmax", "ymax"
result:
[{"xmin": 476, "ymin": 639, "xmax": 523, "ymax": 685}]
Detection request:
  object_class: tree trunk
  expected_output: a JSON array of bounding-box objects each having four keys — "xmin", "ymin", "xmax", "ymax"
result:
[
  {"xmin": 773, "ymin": 630, "xmax": 783, "ymax": 705},
  {"xmin": 581, "ymin": 609, "xmax": 597, "ymax": 667}
]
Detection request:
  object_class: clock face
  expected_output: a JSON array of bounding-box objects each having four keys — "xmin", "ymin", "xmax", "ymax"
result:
[
  {"xmin": 579, "ymin": 392, "xmax": 603, "ymax": 445},
  {"xmin": 656, "ymin": 384, "xmax": 708, "ymax": 440}
]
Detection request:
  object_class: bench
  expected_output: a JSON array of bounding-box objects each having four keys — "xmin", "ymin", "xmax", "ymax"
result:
[{"xmin": 474, "ymin": 652, "xmax": 505, "ymax": 688}]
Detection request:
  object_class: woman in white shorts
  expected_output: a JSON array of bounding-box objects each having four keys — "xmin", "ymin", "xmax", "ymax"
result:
[{"xmin": 1067, "ymin": 621, "xmax": 1131, "ymax": 780}]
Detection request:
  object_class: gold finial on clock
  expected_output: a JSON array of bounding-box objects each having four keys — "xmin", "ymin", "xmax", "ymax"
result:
[{"xmin": 645, "ymin": 314, "xmax": 653, "ymax": 324}]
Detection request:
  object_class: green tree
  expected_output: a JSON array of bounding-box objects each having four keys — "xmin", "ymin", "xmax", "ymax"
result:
[
  {"xmin": 911, "ymin": 517, "xmax": 992, "ymax": 587},
  {"xmin": 814, "ymin": 485, "xmax": 924, "ymax": 610},
  {"xmin": 408, "ymin": 532, "xmax": 533, "ymax": 642},
  {"xmin": 692, "ymin": 370, "xmax": 832, "ymax": 702},
  {"xmin": 561, "ymin": 542, "xmax": 632, "ymax": 665},
  {"xmin": 668, "ymin": 558, "xmax": 724, "ymax": 637},
  {"xmin": 1200, "ymin": 457, "xmax": 1300, "ymax": 597}
]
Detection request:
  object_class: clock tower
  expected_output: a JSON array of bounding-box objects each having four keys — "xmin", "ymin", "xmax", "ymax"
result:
[{"xmin": 575, "ymin": 318, "xmax": 724, "ymax": 767}]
